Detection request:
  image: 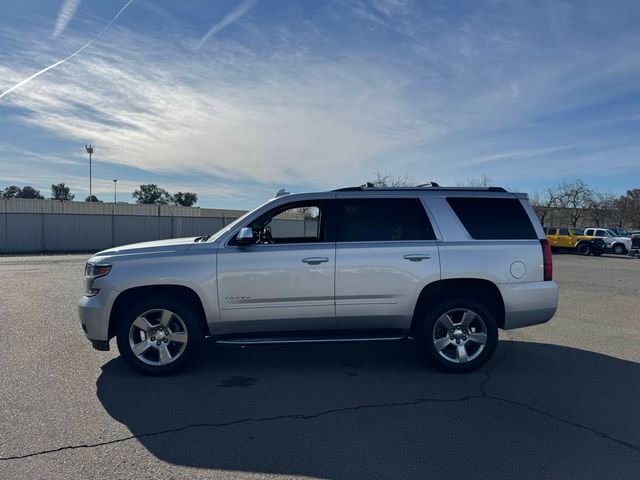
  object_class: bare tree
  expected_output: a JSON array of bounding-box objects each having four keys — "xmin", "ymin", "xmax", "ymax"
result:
[
  {"xmin": 530, "ymin": 185, "xmax": 567, "ymax": 227},
  {"xmin": 557, "ymin": 180, "xmax": 596, "ymax": 227},
  {"xmin": 589, "ymin": 192, "xmax": 617, "ymax": 227},
  {"xmin": 369, "ymin": 171, "xmax": 423, "ymax": 187},
  {"xmin": 616, "ymin": 189, "xmax": 640, "ymax": 229},
  {"xmin": 459, "ymin": 174, "xmax": 494, "ymax": 188},
  {"xmin": 458, "ymin": 174, "xmax": 518, "ymax": 192}
]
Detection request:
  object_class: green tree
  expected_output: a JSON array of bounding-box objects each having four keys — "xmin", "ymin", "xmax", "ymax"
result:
[
  {"xmin": 84, "ymin": 195, "xmax": 102, "ymax": 202},
  {"xmin": 2, "ymin": 185, "xmax": 22, "ymax": 198},
  {"xmin": 132, "ymin": 184, "xmax": 171, "ymax": 205},
  {"xmin": 51, "ymin": 182, "xmax": 74, "ymax": 201},
  {"xmin": 17, "ymin": 186, "xmax": 44, "ymax": 199},
  {"xmin": 171, "ymin": 192, "xmax": 198, "ymax": 207}
]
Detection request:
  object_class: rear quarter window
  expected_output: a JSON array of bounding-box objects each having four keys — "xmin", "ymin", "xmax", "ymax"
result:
[{"xmin": 446, "ymin": 197, "xmax": 537, "ymax": 240}]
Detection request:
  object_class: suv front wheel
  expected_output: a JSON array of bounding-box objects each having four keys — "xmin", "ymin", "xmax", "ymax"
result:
[
  {"xmin": 116, "ymin": 297, "xmax": 205, "ymax": 375},
  {"xmin": 612, "ymin": 243, "xmax": 627, "ymax": 255},
  {"xmin": 417, "ymin": 299, "xmax": 498, "ymax": 373}
]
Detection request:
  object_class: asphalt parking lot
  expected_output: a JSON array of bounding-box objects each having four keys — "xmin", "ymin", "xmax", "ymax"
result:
[{"xmin": 1, "ymin": 253, "xmax": 639, "ymax": 479}]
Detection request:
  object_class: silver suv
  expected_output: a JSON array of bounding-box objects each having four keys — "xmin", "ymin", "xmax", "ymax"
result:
[{"xmin": 79, "ymin": 186, "xmax": 558, "ymax": 374}]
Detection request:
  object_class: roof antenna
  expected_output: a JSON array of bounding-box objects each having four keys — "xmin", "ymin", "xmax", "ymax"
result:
[
  {"xmin": 275, "ymin": 188, "xmax": 290, "ymax": 197},
  {"xmin": 416, "ymin": 182, "xmax": 440, "ymax": 187}
]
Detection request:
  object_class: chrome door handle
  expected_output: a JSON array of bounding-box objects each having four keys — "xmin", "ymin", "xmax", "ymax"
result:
[
  {"xmin": 403, "ymin": 254, "xmax": 431, "ymax": 261},
  {"xmin": 301, "ymin": 257, "xmax": 329, "ymax": 265}
]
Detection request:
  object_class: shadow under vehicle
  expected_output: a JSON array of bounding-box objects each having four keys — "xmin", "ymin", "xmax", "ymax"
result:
[{"xmin": 97, "ymin": 340, "xmax": 640, "ymax": 479}]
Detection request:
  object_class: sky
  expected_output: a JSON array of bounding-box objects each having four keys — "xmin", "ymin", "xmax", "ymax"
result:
[{"xmin": 0, "ymin": 0, "xmax": 639, "ymax": 209}]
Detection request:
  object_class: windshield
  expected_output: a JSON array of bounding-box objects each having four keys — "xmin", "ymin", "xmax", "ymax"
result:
[
  {"xmin": 207, "ymin": 197, "xmax": 278, "ymax": 242},
  {"xmin": 604, "ymin": 229, "xmax": 616, "ymax": 237}
]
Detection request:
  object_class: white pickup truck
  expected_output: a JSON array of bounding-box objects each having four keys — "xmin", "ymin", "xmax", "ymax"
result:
[{"xmin": 583, "ymin": 228, "xmax": 632, "ymax": 255}]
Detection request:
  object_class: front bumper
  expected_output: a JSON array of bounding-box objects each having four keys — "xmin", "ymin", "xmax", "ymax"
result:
[
  {"xmin": 78, "ymin": 289, "xmax": 118, "ymax": 350},
  {"xmin": 499, "ymin": 281, "xmax": 559, "ymax": 330}
]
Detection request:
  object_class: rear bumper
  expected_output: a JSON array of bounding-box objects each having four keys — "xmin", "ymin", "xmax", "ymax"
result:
[
  {"xmin": 78, "ymin": 289, "xmax": 118, "ymax": 350},
  {"xmin": 498, "ymin": 281, "xmax": 558, "ymax": 330}
]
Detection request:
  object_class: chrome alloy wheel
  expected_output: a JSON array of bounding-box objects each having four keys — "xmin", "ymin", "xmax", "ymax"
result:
[
  {"xmin": 128, "ymin": 309, "xmax": 189, "ymax": 366},
  {"xmin": 432, "ymin": 308, "xmax": 488, "ymax": 364}
]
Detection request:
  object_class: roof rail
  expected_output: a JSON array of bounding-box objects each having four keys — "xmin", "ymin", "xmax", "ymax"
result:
[{"xmin": 332, "ymin": 185, "xmax": 508, "ymax": 193}]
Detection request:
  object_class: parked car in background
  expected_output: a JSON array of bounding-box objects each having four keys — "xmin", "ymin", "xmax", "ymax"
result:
[
  {"xmin": 79, "ymin": 185, "xmax": 558, "ymax": 375},
  {"xmin": 583, "ymin": 228, "xmax": 632, "ymax": 255},
  {"xmin": 608, "ymin": 227, "xmax": 632, "ymax": 237},
  {"xmin": 630, "ymin": 232, "xmax": 640, "ymax": 257},
  {"xmin": 545, "ymin": 227, "xmax": 594, "ymax": 255}
]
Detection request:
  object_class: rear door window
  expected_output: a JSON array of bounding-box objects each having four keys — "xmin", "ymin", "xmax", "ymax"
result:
[
  {"xmin": 332, "ymin": 198, "xmax": 436, "ymax": 242},
  {"xmin": 446, "ymin": 197, "xmax": 537, "ymax": 240},
  {"xmin": 559, "ymin": 228, "xmax": 570, "ymax": 236}
]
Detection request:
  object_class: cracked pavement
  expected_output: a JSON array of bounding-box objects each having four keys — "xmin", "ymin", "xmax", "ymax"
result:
[{"xmin": 1, "ymin": 254, "xmax": 639, "ymax": 479}]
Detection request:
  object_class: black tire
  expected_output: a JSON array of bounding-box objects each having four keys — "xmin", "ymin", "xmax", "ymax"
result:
[
  {"xmin": 577, "ymin": 243, "xmax": 590, "ymax": 256},
  {"xmin": 612, "ymin": 244, "xmax": 627, "ymax": 255},
  {"xmin": 415, "ymin": 298, "xmax": 498, "ymax": 373},
  {"xmin": 116, "ymin": 296, "xmax": 205, "ymax": 375}
]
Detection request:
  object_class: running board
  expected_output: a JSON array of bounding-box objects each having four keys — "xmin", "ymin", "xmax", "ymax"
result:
[{"xmin": 216, "ymin": 334, "xmax": 406, "ymax": 346}]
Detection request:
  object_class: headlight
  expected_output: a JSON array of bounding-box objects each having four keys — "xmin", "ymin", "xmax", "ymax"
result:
[
  {"xmin": 84, "ymin": 263, "xmax": 111, "ymax": 296},
  {"xmin": 85, "ymin": 263, "xmax": 111, "ymax": 277}
]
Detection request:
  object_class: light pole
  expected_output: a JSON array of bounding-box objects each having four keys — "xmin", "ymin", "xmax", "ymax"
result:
[
  {"xmin": 113, "ymin": 179, "xmax": 118, "ymax": 203},
  {"xmin": 85, "ymin": 144, "xmax": 94, "ymax": 202}
]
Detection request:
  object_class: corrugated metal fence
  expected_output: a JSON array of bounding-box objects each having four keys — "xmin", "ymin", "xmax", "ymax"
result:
[
  {"xmin": 0, "ymin": 199, "xmax": 246, "ymax": 254},
  {"xmin": 0, "ymin": 199, "xmax": 318, "ymax": 254}
]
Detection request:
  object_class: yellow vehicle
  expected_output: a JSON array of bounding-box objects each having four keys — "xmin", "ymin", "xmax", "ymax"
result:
[{"xmin": 545, "ymin": 227, "xmax": 593, "ymax": 254}]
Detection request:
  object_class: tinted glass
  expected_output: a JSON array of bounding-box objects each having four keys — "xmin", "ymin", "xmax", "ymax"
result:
[
  {"xmin": 333, "ymin": 198, "xmax": 435, "ymax": 242},
  {"xmin": 446, "ymin": 197, "xmax": 537, "ymax": 240},
  {"xmin": 572, "ymin": 228, "xmax": 584, "ymax": 235},
  {"xmin": 596, "ymin": 230, "xmax": 607, "ymax": 236},
  {"xmin": 559, "ymin": 228, "xmax": 569, "ymax": 235}
]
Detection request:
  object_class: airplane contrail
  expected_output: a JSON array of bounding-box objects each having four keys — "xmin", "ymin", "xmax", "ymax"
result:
[
  {"xmin": 53, "ymin": 0, "xmax": 82, "ymax": 38},
  {"xmin": 0, "ymin": 0, "xmax": 136, "ymax": 101},
  {"xmin": 196, "ymin": 0, "xmax": 258, "ymax": 50}
]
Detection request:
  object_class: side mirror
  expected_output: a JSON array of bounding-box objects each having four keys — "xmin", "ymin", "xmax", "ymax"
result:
[{"xmin": 236, "ymin": 227, "xmax": 254, "ymax": 245}]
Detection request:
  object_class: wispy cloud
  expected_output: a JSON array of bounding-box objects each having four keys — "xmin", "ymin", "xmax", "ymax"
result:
[
  {"xmin": 1, "ymin": 0, "xmax": 639, "ymax": 201},
  {"xmin": 195, "ymin": 0, "xmax": 258, "ymax": 49},
  {"xmin": 53, "ymin": 0, "xmax": 82, "ymax": 38},
  {"xmin": 0, "ymin": 11, "xmax": 446, "ymax": 188},
  {"xmin": 0, "ymin": 0, "xmax": 135, "ymax": 100}
]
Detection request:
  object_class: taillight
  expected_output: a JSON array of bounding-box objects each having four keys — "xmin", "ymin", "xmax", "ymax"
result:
[{"xmin": 540, "ymin": 239, "xmax": 552, "ymax": 281}]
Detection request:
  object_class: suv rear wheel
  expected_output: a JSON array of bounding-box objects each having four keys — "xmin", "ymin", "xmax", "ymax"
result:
[
  {"xmin": 116, "ymin": 297, "xmax": 205, "ymax": 375},
  {"xmin": 416, "ymin": 298, "xmax": 498, "ymax": 373}
]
